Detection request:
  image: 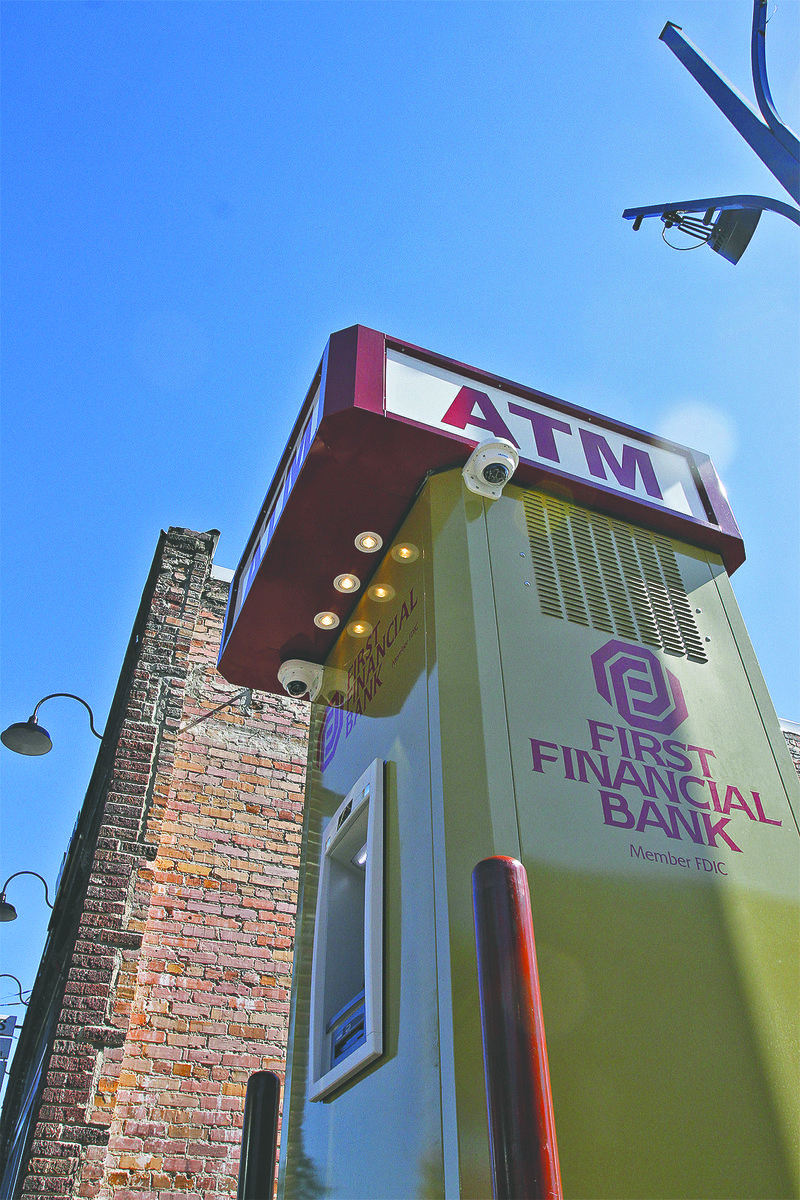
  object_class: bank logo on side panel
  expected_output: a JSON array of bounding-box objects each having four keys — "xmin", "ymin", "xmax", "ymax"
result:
[
  {"xmin": 591, "ymin": 640, "xmax": 687, "ymax": 734},
  {"xmin": 527, "ymin": 638, "xmax": 785, "ymax": 872}
]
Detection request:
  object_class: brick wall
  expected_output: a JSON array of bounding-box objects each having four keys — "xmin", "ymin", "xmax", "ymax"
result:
[
  {"xmin": 86, "ymin": 580, "xmax": 307, "ymax": 1198},
  {"xmin": 9, "ymin": 530, "xmax": 308, "ymax": 1199},
  {"xmin": 783, "ymin": 724, "xmax": 800, "ymax": 780}
]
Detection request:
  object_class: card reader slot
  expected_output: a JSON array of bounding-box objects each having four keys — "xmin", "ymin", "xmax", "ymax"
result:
[
  {"xmin": 330, "ymin": 993, "xmax": 367, "ymax": 1068},
  {"xmin": 326, "ymin": 988, "xmax": 366, "ymax": 1034}
]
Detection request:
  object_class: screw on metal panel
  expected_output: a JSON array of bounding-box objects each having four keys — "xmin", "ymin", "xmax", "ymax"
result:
[{"xmin": 524, "ymin": 581, "xmax": 531, "ymax": 587}]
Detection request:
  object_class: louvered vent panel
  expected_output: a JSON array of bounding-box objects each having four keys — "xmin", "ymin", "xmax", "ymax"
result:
[
  {"xmin": 550, "ymin": 500, "xmax": 590, "ymax": 626},
  {"xmin": 631, "ymin": 529, "xmax": 685, "ymax": 655},
  {"xmin": 525, "ymin": 492, "xmax": 564, "ymax": 617},
  {"xmin": 612, "ymin": 522, "xmax": 662, "ymax": 647},
  {"xmin": 522, "ymin": 492, "xmax": 708, "ymax": 663},
  {"xmin": 652, "ymin": 534, "xmax": 709, "ymax": 663},
  {"xmin": 588, "ymin": 513, "xmax": 639, "ymax": 640},
  {"xmin": 570, "ymin": 510, "xmax": 615, "ymax": 632}
]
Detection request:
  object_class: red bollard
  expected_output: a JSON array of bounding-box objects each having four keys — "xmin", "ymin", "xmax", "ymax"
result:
[{"xmin": 473, "ymin": 856, "xmax": 563, "ymax": 1200}]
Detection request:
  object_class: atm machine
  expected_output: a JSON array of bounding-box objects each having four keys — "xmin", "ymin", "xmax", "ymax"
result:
[{"xmin": 219, "ymin": 326, "xmax": 799, "ymax": 1200}]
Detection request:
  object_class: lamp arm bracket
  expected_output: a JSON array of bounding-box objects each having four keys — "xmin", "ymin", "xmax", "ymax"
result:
[
  {"xmin": 0, "ymin": 870, "xmax": 53, "ymax": 909},
  {"xmin": 0, "ymin": 974, "xmax": 29, "ymax": 1007},
  {"xmin": 659, "ymin": 17, "xmax": 798, "ymax": 201},
  {"xmin": 31, "ymin": 693, "xmax": 103, "ymax": 739},
  {"xmin": 623, "ymin": 194, "xmax": 800, "ymax": 227}
]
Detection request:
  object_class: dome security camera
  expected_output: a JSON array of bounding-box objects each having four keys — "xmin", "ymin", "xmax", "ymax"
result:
[
  {"xmin": 462, "ymin": 438, "xmax": 520, "ymax": 500},
  {"xmin": 278, "ymin": 660, "xmax": 324, "ymax": 701}
]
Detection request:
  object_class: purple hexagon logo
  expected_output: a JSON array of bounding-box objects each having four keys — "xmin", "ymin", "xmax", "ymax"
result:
[{"xmin": 591, "ymin": 639, "xmax": 688, "ymax": 734}]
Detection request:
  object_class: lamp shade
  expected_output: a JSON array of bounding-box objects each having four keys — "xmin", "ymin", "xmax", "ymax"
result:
[
  {"xmin": 0, "ymin": 898, "xmax": 18, "ymax": 922},
  {"xmin": 1, "ymin": 718, "xmax": 53, "ymax": 755}
]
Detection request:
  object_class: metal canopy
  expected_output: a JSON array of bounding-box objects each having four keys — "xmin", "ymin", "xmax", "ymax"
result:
[{"xmin": 218, "ymin": 325, "xmax": 743, "ymax": 695}]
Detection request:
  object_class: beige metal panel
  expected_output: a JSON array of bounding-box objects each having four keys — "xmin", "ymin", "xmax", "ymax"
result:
[
  {"xmin": 484, "ymin": 484, "xmax": 799, "ymax": 1200},
  {"xmin": 423, "ymin": 471, "xmax": 520, "ymax": 1198},
  {"xmin": 278, "ymin": 501, "xmax": 445, "ymax": 1200},
  {"xmin": 709, "ymin": 565, "xmax": 800, "ymax": 822}
]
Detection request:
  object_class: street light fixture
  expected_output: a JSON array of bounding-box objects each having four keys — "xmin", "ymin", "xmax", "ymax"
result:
[
  {"xmin": 1, "ymin": 693, "xmax": 103, "ymax": 756},
  {"xmin": 0, "ymin": 872, "xmax": 54, "ymax": 923},
  {"xmin": 623, "ymin": 0, "xmax": 799, "ymax": 263}
]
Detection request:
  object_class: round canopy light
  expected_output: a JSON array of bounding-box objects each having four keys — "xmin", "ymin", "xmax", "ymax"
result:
[
  {"xmin": 354, "ymin": 532, "xmax": 383, "ymax": 553},
  {"xmin": 333, "ymin": 574, "xmax": 360, "ymax": 593},
  {"xmin": 314, "ymin": 611, "xmax": 340, "ymax": 630}
]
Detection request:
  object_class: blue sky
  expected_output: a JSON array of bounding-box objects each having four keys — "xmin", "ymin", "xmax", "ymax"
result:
[{"xmin": 1, "ymin": 0, "xmax": 798, "ymax": 1084}]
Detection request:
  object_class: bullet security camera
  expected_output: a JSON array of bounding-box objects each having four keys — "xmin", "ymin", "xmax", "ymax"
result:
[
  {"xmin": 462, "ymin": 439, "xmax": 520, "ymax": 500},
  {"xmin": 278, "ymin": 660, "xmax": 324, "ymax": 701}
]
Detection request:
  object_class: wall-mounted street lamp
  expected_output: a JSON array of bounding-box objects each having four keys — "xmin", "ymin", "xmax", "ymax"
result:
[
  {"xmin": 0, "ymin": 974, "xmax": 30, "ymax": 1007},
  {"xmin": 0, "ymin": 872, "xmax": 54, "ymax": 923},
  {"xmin": 624, "ymin": 0, "xmax": 799, "ymax": 263},
  {"xmin": 1, "ymin": 693, "xmax": 103, "ymax": 756}
]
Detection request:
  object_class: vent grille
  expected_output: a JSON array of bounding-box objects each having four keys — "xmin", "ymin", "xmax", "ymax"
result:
[{"xmin": 522, "ymin": 492, "xmax": 708, "ymax": 662}]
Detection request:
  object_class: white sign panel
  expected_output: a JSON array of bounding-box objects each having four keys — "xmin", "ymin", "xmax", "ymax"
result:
[{"xmin": 385, "ymin": 350, "xmax": 707, "ymax": 522}]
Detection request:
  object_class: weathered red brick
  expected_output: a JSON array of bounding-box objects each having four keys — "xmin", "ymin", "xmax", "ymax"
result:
[{"xmin": 8, "ymin": 531, "xmax": 307, "ymax": 1199}]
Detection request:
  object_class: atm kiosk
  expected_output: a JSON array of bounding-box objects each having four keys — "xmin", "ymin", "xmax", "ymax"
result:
[{"xmin": 219, "ymin": 325, "xmax": 799, "ymax": 1200}]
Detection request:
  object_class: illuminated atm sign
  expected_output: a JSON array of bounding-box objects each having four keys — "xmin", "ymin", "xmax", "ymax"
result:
[
  {"xmin": 219, "ymin": 326, "xmax": 743, "ymax": 696},
  {"xmin": 385, "ymin": 349, "xmax": 709, "ymax": 523}
]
